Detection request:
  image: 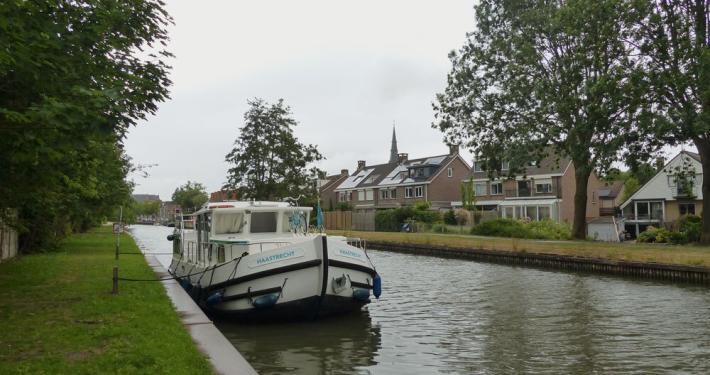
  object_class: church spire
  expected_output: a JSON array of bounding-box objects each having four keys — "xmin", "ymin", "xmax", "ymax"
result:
[{"xmin": 389, "ymin": 123, "xmax": 398, "ymax": 163}]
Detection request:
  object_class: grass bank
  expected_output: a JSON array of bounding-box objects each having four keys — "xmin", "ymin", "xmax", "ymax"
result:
[
  {"xmin": 328, "ymin": 230, "xmax": 710, "ymax": 267},
  {"xmin": 0, "ymin": 226, "xmax": 212, "ymax": 374}
]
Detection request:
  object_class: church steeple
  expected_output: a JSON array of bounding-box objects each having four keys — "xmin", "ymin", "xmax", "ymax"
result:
[{"xmin": 389, "ymin": 123, "xmax": 398, "ymax": 163}]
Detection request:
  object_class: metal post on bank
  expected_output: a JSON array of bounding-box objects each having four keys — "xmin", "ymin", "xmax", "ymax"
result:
[{"xmin": 112, "ymin": 206, "xmax": 123, "ymax": 294}]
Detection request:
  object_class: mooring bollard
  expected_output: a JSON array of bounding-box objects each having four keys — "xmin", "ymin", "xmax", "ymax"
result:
[{"xmin": 112, "ymin": 266, "xmax": 119, "ymax": 294}]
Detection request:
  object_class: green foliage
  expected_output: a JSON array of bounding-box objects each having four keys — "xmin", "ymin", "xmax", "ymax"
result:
[
  {"xmin": 443, "ymin": 209, "xmax": 457, "ymax": 225},
  {"xmin": 637, "ymin": 226, "xmax": 671, "ymax": 243},
  {"xmin": 0, "ymin": 1, "xmax": 173, "ymax": 252},
  {"xmin": 431, "ymin": 223, "xmax": 449, "ymax": 233},
  {"xmin": 433, "ymin": 0, "xmax": 648, "ymax": 239},
  {"xmin": 172, "ymin": 181, "xmax": 208, "ymax": 213},
  {"xmin": 335, "ymin": 202, "xmax": 353, "ymax": 211},
  {"xmin": 225, "ymin": 98, "xmax": 324, "ymax": 201},
  {"xmin": 135, "ymin": 200, "xmax": 160, "ymax": 216},
  {"xmin": 460, "ymin": 178, "xmax": 475, "ymax": 211},
  {"xmin": 375, "ymin": 206, "xmax": 442, "ymax": 232},
  {"xmin": 641, "ymin": 215, "xmax": 703, "ymax": 245},
  {"xmin": 677, "ymin": 215, "xmax": 701, "ymax": 243},
  {"xmin": 621, "ymin": 176, "xmax": 641, "ymax": 203},
  {"xmin": 471, "ymin": 219, "xmax": 571, "ymax": 240}
]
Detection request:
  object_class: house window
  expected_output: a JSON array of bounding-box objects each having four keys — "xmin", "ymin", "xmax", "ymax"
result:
[
  {"xmin": 501, "ymin": 161, "xmax": 509, "ymax": 171},
  {"xmin": 680, "ymin": 203, "xmax": 696, "ymax": 215},
  {"xmin": 365, "ymin": 189, "xmax": 374, "ymax": 201},
  {"xmin": 491, "ymin": 182, "xmax": 503, "ymax": 195},
  {"xmin": 592, "ymin": 192, "xmax": 597, "ymax": 203},
  {"xmin": 538, "ymin": 206, "xmax": 551, "ymax": 220},
  {"xmin": 357, "ymin": 190, "xmax": 365, "ymax": 201},
  {"xmin": 535, "ymin": 183, "xmax": 553, "ymax": 194},
  {"xmin": 473, "ymin": 162, "xmax": 483, "ymax": 172},
  {"xmin": 405, "ymin": 187, "xmax": 413, "ymax": 198},
  {"xmin": 518, "ymin": 180, "xmax": 532, "ymax": 197},
  {"xmin": 391, "ymin": 189, "xmax": 397, "ymax": 199},
  {"xmin": 474, "ymin": 183, "xmax": 487, "ymax": 196},
  {"xmin": 415, "ymin": 186, "xmax": 424, "ymax": 198},
  {"xmin": 447, "ymin": 167, "xmax": 453, "ymax": 177},
  {"xmin": 380, "ymin": 189, "xmax": 389, "ymax": 200}
]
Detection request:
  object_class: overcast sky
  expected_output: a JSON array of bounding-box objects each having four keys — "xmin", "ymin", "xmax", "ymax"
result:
[{"xmin": 124, "ymin": 0, "xmax": 477, "ymax": 200}]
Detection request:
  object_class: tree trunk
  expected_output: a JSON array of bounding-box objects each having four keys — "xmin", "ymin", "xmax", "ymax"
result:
[
  {"xmin": 572, "ymin": 162, "xmax": 592, "ymax": 240},
  {"xmin": 693, "ymin": 139, "xmax": 710, "ymax": 244}
]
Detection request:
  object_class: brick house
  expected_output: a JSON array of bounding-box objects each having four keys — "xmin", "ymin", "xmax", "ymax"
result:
[
  {"xmin": 465, "ymin": 154, "xmax": 606, "ymax": 224},
  {"xmin": 328, "ymin": 128, "xmax": 471, "ymax": 212},
  {"xmin": 319, "ymin": 169, "xmax": 350, "ymax": 211}
]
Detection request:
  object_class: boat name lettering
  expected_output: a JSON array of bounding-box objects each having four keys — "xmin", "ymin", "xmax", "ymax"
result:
[
  {"xmin": 337, "ymin": 248, "xmax": 363, "ymax": 259},
  {"xmin": 249, "ymin": 248, "xmax": 304, "ymax": 268}
]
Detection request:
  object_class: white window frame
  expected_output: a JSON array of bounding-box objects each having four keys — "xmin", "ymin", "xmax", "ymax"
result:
[
  {"xmin": 357, "ymin": 190, "xmax": 365, "ymax": 201},
  {"xmin": 380, "ymin": 189, "xmax": 389, "ymax": 200},
  {"xmin": 535, "ymin": 183, "xmax": 553, "ymax": 194},
  {"xmin": 501, "ymin": 161, "xmax": 509, "ymax": 171},
  {"xmin": 473, "ymin": 162, "xmax": 483, "ymax": 172},
  {"xmin": 447, "ymin": 167, "xmax": 453, "ymax": 177},
  {"xmin": 491, "ymin": 182, "xmax": 503, "ymax": 195},
  {"xmin": 405, "ymin": 187, "xmax": 413, "ymax": 198},
  {"xmin": 474, "ymin": 183, "xmax": 487, "ymax": 196},
  {"xmin": 414, "ymin": 186, "xmax": 424, "ymax": 198},
  {"xmin": 365, "ymin": 189, "xmax": 374, "ymax": 201}
]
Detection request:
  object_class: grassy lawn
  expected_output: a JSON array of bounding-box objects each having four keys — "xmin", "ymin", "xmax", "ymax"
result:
[
  {"xmin": 329, "ymin": 230, "xmax": 710, "ymax": 267},
  {"xmin": 0, "ymin": 226, "xmax": 212, "ymax": 374}
]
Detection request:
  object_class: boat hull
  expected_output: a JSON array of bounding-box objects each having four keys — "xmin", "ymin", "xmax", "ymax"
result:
[{"xmin": 169, "ymin": 235, "xmax": 376, "ymax": 321}]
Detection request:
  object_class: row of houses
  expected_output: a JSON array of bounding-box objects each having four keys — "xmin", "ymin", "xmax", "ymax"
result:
[{"xmin": 318, "ymin": 128, "xmax": 703, "ymax": 240}]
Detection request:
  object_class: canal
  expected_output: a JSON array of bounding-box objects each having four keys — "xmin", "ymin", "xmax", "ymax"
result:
[{"xmin": 129, "ymin": 225, "xmax": 710, "ymax": 374}]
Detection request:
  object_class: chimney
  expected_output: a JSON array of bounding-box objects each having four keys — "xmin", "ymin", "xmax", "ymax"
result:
[
  {"xmin": 340, "ymin": 169, "xmax": 349, "ymax": 176},
  {"xmin": 357, "ymin": 160, "xmax": 366, "ymax": 170},
  {"xmin": 448, "ymin": 144, "xmax": 459, "ymax": 156},
  {"xmin": 398, "ymin": 153, "xmax": 408, "ymax": 164}
]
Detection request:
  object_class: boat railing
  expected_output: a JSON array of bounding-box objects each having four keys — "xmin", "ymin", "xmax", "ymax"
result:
[
  {"xmin": 346, "ymin": 237, "xmax": 367, "ymax": 250},
  {"xmin": 182, "ymin": 240, "xmax": 294, "ymax": 267}
]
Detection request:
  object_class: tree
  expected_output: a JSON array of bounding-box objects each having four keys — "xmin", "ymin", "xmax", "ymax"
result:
[
  {"xmin": 0, "ymin": 1, "xmax": 173, "ymax": 251},
  {"xmin": 225, "ymin": 98, "xmax": 324, "ymax": 200},
  {"xmin": 434, "ymin": 0, "xmax": 647, "ymax": 239},
  {"xmin": 636, "ymin": 0, "xmax": 710, "ymax": 242},
  {"xmin": 172, "ymin": 182, "xmax": 208, "ymax": 213}
]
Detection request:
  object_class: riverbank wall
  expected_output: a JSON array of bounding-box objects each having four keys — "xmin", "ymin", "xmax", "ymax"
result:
[{"xmin": 367, "ymin": 241, "xmax": 710, "ymax": 285}]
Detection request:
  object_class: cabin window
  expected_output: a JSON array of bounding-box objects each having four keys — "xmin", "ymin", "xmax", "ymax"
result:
[
  {"xmin": 281, "ymin": 211, "xmax": 306, "ymax": 232},
  {"xmin": 251, "ymin": 212, "xmax": 277, "ymax": 233},
  {"xmin": 213, "ymin": 213, "xmax": 245, "ymax": 234}
]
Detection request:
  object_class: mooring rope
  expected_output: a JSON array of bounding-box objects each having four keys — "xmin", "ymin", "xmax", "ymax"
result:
[{"xmin": 117, "ymin": 254, "xmax": 245, "ymax": 282}]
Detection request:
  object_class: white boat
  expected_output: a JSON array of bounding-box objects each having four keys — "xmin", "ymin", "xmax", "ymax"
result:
[{"xmin": 166, "ymin": 200, "xmax": 381, "ymax": 320}]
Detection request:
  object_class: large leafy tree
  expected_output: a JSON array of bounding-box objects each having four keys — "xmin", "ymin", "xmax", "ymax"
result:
[
  {"xmin": 637, "ymin": 0, "xmax": 710, "ymax": 241},
  {"xmin": 434, "ymin": 0, "xmax": 647, "ymax": 239},
  {"xmin": 172, "ymin": 181, "xmax": 208, "ymax": 213},
  {"xmin": 0, "ymin": 1, "xmax": 173, "ymax": 251},
  {"xmin": 225, "ymin": 98, "xmax": 324, "ymax": 201}
]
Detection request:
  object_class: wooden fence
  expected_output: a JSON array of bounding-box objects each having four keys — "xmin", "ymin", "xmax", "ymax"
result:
[
  {"xmin": 324, "ymin": 211, "xmax": 375, "ymax": 231},
  {"xmin": 0, "ymin": 213, "xmax": 18, "ymax": 262}
]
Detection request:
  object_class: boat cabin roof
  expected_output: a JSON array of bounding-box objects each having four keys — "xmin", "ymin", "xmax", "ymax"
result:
[{"xmin": 192, "ymin": 201, "xmax": 313, "ymax": 215}]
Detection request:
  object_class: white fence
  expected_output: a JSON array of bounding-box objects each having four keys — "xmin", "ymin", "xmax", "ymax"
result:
[{"xmin": 0, "ymin": 215, "xmax": 18, "ymax": 261}]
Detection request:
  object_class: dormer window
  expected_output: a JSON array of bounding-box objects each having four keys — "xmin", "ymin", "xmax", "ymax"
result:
[{"xmin": 473, "ymin": 162, "xmax": 483, "ymax": 172}]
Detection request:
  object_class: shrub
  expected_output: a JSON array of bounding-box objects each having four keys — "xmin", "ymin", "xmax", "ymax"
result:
[
  {"xmin": 443, "ymin": 209, "xmax": 457, "ymax": 225},
  {"xmin": 431, "ymin": 223, "xmax": 449, "ymax": 233},
  {"xmin": 470, "ymin": 219, "xmax": 571, "ymax": 240},
  {"xmin": 527, "ymin": 220, "xmax": 572, "ymax": 240},
  {"xmin": 375, "ymin": 205, "xmax": 441, "ymax": 232},
  {"xmin": 678, "ymin": 215, "xmax": 701, "ymax": 242},
  {"xmin": 470, "ymin": 219, "xmax": 530, "ymax": 238},
  {"xmin": 668, "ymin": 231, "xmax": 689, "ymax": 245},
  {"xmin": 637, "ymin": 226, "xmax": 672, "ymax": 243},
  {"xmin": 454, "ymin": 209, "xmax": 469, "ymax": 225}
]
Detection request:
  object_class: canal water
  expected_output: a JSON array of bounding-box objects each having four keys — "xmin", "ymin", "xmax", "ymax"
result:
[{"xmin": 129, "ymin": 225, "xmax": 710, "ymax": 374}]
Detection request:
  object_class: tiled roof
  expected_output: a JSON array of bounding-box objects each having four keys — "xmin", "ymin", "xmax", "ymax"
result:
[
  {"xmin": 469, "ymin": 154, "xmax": 571, "ymax": 180},
  {"xmin": 335, "ymin": 153, "xmax": 456, "ymax": 190}
]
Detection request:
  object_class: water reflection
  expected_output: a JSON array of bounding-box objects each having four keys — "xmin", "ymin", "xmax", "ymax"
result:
[
  {"xmin": 217, "ymin": 311, "xmax": 381, "ymax": 374},
  {"xmin": 129, "ymin": 225, "xmax": 710, "ymax": 374}
]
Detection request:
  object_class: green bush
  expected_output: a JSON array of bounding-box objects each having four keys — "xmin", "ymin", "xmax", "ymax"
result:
[
  {"xmin": 443, "ymin": 209, "xmax": 457, "ymax": 225},
  {"xmin": 678, "ymin": 215, "xmax": 701, "ymax": 242},
  {"xmin": 527, "ymin": 220, "xmax": 572, "ymax": 240},
  {"xmin": 470, "ymin": 219, "xmax": 571, "ymax": 240},
  {"xmin": 668, "ymin": 231, "xmax": 689, "ymax": 245},
  {"xmin": 375, "ymin": 205, "xmax": 442, "ymax": 232},
  {"xmin": 470, "ymin": 219, "xmax": 530, "ymax": 238},
  {"xmin": 637, "ymin": 226, "xmax": 671, "ymax": 243}
]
